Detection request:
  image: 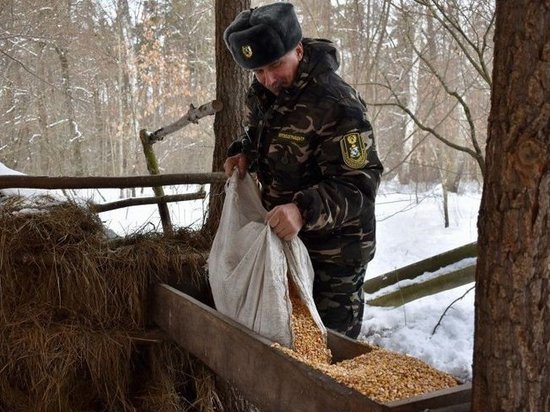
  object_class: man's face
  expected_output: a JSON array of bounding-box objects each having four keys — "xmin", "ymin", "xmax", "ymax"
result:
[{"xmin": 253, "ymin": 43, "xmax": 303, "ymax": 96}]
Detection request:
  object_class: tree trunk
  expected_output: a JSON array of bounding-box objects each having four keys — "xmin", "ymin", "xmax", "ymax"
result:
[
  {"xmin": 55, "ymin": 46, "xmax": 83, "ymax": 176},
  {"xmin": 472, "ymin": 1, "xmax": 549, "ymax": 411},
  {"xmin": 116, "ymin": 0, "xmax": 135, "ymax": 197},
  {"xmin": 206, "ymin": 0, "xmax": 250, "ymax": 235}
]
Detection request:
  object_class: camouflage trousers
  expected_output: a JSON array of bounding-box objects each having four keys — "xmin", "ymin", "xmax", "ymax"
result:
[{"xmin": 312, "ymin": 262, "xmax": 366, "ymax": 339}]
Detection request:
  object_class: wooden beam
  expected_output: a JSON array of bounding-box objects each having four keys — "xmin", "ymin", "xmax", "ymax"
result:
[
  {"xmin": 363, "ymin": 242, "xmax": 477, "ymax": 293},
  {"xmin": 0, "ymin": 172, "xmax": 226, "ymax": 190},
  {"xmin": 385, "ymin": 383, "xmax": 471, "ymax": 412},
  {"xmin": 90, "ymin": 190, "xmax": 205, "ymax": 213},
  {"xmin": 366, "ymin": 265, "xmax": 476, "ymax": 307}
]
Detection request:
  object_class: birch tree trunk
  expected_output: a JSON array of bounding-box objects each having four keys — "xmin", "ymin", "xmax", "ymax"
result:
[{"xmin": 472, "ymin": 1, "xmax": 549, "ymax": 410}]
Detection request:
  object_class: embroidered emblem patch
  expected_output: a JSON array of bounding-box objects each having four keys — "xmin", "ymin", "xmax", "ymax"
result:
[
  {"xmin": 340, "ymin": 133, "xmax": 367, "ymax": 169},
  {"xmin": 277, "ymin": 132, "xmax": 305, "ymax": 143},
  {"xmin": 241, "ymin": 45, "xmax": 253, "ymax": 59}
]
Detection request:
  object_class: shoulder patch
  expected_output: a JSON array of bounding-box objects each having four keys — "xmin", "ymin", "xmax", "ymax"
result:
[{"xmin": 340, "ymin": 133, "xmax": 368, "ymax": 169}]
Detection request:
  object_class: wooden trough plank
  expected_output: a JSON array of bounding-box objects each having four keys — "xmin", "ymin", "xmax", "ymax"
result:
[
  {"xmin": 385, "ymin": 383, "xmax": 471, "ymax": 412},
  {"xmin": 153, "ymin": 283, "xmax": 389, "ymax": 412},
  {"xmin": 327, "ymin": 328, "xmax": 372, "ymax": 362}
]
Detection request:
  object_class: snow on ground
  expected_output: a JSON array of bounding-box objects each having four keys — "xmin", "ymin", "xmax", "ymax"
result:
[
  {"xmin": 360, "ymin": 180, "xmax": 481, "ymax": 383},
  {"xmin": 0, "ymin": 162, "xmax": 481, "ymax": 382}
]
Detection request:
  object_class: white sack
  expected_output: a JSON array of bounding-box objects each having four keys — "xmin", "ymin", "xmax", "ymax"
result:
[{"xmin": 208, "ymin": 173, "xmax": 326, "ymax": 347}]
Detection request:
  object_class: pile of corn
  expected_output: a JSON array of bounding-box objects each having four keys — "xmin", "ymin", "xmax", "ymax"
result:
[
  {"xmin": 274, "ymin": 283, "xmax": 459, "ymax": 403},
  {"xmin": 315, "ymin": 348, "xmax": 459, "ymax": 403},
  {"xmin": 286, "ymin": 281, "xmax": 332, "ymax": 365}
]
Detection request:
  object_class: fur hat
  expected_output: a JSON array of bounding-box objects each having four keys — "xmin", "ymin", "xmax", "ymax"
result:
[{"xmin": 223, "ymin": 3, "xmax": 302, "ymax": 70}]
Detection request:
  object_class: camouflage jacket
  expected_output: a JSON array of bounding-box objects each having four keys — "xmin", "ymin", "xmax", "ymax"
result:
[{"xmin": 229, "ymin": 38, "xmax": 383, "ymax": 267}]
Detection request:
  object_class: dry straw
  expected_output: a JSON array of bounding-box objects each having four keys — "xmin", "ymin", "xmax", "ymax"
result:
[{"xmin": 0, "ymin": 195, "xmax": 225, "ymax": 411}]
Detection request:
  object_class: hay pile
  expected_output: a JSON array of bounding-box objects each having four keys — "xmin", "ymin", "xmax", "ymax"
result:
[{"xmin": 0, "ymin": 195, "xmax": 222, "ymax": 411}]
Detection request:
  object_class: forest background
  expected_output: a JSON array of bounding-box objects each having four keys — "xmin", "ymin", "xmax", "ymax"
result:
[{"xmin": 0, "ymin": 0, "xmax": 494, "ymax": 200}]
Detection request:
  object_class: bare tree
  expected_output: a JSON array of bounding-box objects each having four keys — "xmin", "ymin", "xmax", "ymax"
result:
[
  {"xmin": 473, "ymin": 0, "xmax": 549, "ymax": 409},
  {"xmin": 371, "ymin": 0, "xmax": 494, "ymax": 184},
  {"xmin": 0, "ymin": 0, "xmax": 499, "ymax": 214}
]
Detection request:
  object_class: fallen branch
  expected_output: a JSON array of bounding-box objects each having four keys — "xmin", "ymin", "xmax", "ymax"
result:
[
  {"xmin": 90, "ymin": 190, "xmax": 206, "ymax": 213},
  {"xmin": 145, "ymin": 100, "xmax": 224, "ymax": 143},
  {"xmin": 0, "ymin": 172, "xmax": 226, "ymax": 190}
]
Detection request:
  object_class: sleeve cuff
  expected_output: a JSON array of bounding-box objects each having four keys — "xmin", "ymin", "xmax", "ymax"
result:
[{"xmin": 292, "ymin": 191, "xmax": 312, "ymax": 229}]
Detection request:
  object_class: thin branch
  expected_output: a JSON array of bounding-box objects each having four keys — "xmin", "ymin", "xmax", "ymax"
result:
[
  {"xmin": 381, "ymin": 131, "xmax": 429, "ymax": 177},
  {"xmin": 414, "ymin": 0, "xmax": 492, "ymax": 86},
  {"xmin": 433, "ymin": 0, "xmax": 492, "ymax": 86},
  {"xmin": 406, "ymin": 27, "xmax": 485, "ymax": 168},
  {"xmin": 0, "ymin": 48, "xmax": 58, "ymax": 89},
  {"xmin": 480, "ymin": 11, "xmax": 496, "ymax": 77},
  {"xmin": 375, "ymin": 100, "xmax": 480, "ymax": 161},
  {"xmin": 432, "ymin": 285, "xmax": 475, "ymax": 335},
  {"xmin": 369, "ymin": 74, "xmax": 485, "ymax": 173}
]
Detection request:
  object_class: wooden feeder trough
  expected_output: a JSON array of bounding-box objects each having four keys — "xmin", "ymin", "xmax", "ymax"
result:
[{"xmin": 153, "ymin": 284, "xmax": 471, "ymax": 412}]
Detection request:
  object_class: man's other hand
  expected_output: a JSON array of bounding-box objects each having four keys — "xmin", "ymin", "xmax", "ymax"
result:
[
  {"xmin": 224, "ymin": 154, "xmax": 248, "ymax": 178},
  {"xmin": 266, "ymin": 203, "xmax": 304, "ymax": 241}
]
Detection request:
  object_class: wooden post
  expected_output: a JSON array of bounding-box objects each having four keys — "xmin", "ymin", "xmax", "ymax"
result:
[
  {"xmin": 136, "ymin": 99, "xmax": 223, "ymax": 234},
  {"xmin": 139, "ymin": 129, "xmax": 172, "ymax": 234}
]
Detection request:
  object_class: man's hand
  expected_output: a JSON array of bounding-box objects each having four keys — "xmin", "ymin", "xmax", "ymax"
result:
[
  {"xmin": 224, "ymin": 153, "xmax": 248, "ymax": 178},
  {"xmin": 266, "ymin": 203, "xmax": 304, "ymax": 241}
]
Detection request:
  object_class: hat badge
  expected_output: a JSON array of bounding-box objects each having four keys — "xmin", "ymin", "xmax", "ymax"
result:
[{"xmin": 241, "ymin": 45, "xmax": 253, "ymax": 59}]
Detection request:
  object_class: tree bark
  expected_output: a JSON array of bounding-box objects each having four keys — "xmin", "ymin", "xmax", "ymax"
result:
[
  {"xmin": 472, "ymin": 1, "xmax": 549, "ymax": 411},
  {"xmin": 206, "ymin": 0, "xmax": 250, "ymax": 235}
]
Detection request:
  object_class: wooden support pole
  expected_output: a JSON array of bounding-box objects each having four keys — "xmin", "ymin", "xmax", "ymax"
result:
[
  {"xmin": 139, "ymin": 128, "xmax": 172, "ymax": 234},
  {"xmin": 133, "ymin": 99, "xmax": 223, "ymax": 234}
]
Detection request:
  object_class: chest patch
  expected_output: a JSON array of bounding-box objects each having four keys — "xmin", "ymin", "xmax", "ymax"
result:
[
  {"xmin": 277, "ymin": 132, "xmax": 306, "ymax": 144},
  {"xmin": 340, "ymin": 133, "xmax": 368, "ymax": 169}
]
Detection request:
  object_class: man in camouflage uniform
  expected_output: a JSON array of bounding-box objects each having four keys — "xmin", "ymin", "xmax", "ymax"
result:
[{"xmin": 223, "ymin": 3, "xmax": 383, "ymax": 338}]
